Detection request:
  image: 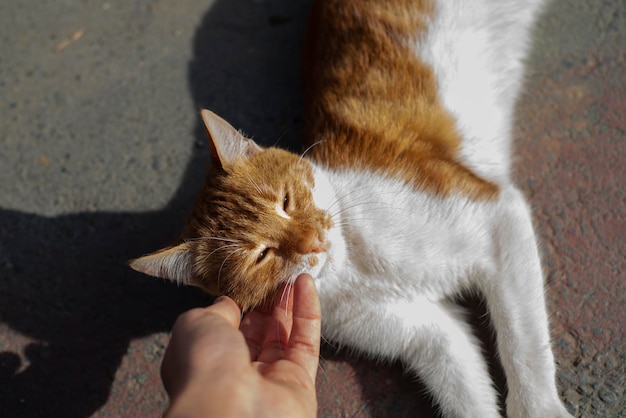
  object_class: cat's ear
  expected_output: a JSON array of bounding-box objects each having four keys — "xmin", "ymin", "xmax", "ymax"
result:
[
  {"xmin": 200, "ymin": 109, "xmax": 262, "ymax": 169},
  {"xmin": 129, "ymin": 243, "xmax": 196, "ymax": 286}
]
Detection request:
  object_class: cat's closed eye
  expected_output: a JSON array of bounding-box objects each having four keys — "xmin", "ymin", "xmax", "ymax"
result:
[
  {"xmin": 283, "ymin": 192, "xmax": 290, "ymax": 212},
  {"xmin": 257, "ymin": 248, "xmax": 270, "ymax": 263}
]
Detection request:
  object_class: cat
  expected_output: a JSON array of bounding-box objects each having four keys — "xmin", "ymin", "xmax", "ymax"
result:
[{"xmin": 130, "ymin": 0, "xmax": 573, "ymax": 416}]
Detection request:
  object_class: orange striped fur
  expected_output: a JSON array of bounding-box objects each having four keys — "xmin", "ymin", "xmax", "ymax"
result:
[{"xmin": 302, "ymin": 0, "xmax": 498, "ymax": 200}]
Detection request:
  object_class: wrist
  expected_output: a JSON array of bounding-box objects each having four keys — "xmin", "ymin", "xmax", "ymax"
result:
[{"xmin": 164, "ymin": 374, "xmax": 255, "ymax": 418}]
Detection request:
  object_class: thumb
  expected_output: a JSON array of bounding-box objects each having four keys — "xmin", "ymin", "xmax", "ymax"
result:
[{"xmin": 285, "ymin": 274, "xmax": 321, "ymax": 381}]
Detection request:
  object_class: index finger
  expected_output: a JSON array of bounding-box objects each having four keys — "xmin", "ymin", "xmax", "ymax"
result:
[
  {"xmin": 284, "ymin": 274, "xmax": 321, "ymax": 381},
  {"xmin": 207, "ymin": 295, "xmax": 243, "ymax": 328},
  {"xmin": 161, "ymin": 296, "xmax": 243, "ymax": 396}
]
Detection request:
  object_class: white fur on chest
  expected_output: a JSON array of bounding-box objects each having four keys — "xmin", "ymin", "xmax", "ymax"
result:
[{"xmin": 312, "ymin": 167, "xmax": 496, "ymax": 305}]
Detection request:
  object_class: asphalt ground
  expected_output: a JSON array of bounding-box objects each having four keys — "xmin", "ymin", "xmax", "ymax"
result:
[{"xmin": 0, "ymin": 0, "xmax": 624, "ymax": 416}]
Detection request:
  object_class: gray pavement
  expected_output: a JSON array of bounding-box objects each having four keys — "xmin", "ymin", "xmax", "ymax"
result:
[{"xmin": 1, "ymin": 0, "xmax": 624, "ymax": 417}]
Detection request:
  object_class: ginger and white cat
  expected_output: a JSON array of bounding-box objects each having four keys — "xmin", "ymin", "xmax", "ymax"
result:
[{"xmin": 131, "ymin": 0, "xmax": 573, "ymax": 416}]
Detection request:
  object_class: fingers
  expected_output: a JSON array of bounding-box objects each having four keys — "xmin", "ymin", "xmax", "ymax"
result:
[
  {"xmin": 240, "ymin": 274, "xmax": 321, "ymax": 382},
  {"xmin": 161, "ymin": 296, "xmax": 244, "ymax": 397},
  {"xmin": 252, "ymin": 282, "xmax": 295, "ymax": 363},
  {"xmin": 240, "ymin": 308, "xmax": 273, "ymax": 361},
  {"xmin": 206, "ymin": 295, "xmax": 243, "ymax": 328},
  {"xmin": 284, "ymin": 274, "xmax": 322, "ymax": 382}
]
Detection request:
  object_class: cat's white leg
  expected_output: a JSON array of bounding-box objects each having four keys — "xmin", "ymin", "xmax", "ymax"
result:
[
  {"xmin": 481, "ymin": 187, "xmax": 572, "ymax": 418},
  {"xmin": 323, "ymin": 298, "xmax": 501, "ymax": 418},
  {"xmin": 400, "ymin": 300, "xmax": 502, "ymax": 418}
]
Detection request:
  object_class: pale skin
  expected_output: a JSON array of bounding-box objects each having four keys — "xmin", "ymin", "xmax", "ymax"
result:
[{"xmin": 161, "ymin": 274, "xmax": 321, "ymax": 418}]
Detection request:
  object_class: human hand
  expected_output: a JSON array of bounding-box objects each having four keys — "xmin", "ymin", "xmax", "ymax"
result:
[{"xmin": 161, "ymin": 274, "xmax": 321, "ymax": 418}]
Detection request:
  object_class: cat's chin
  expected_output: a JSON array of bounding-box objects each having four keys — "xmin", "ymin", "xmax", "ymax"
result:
[{"xmin": 289, "ymin": 251, "xmax": 328, "ymax": 283}]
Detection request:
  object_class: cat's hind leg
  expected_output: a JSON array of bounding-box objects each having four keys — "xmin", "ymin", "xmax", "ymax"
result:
[
  {"xmin": 326, "ymin": 297, "xmax": 501, "ymax": 418},
  {"xmin": 396, "ymin": 299, "xmax": 502, "ymax": 418},
  {"xmin": 481, "ymin": 186, "xmax": 573, "ymax": 418}
]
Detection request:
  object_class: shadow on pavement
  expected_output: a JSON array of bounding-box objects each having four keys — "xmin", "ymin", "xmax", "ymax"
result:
[{"xmin": 0, "ymin": 1, "xmax": 305, "ymax": 416}]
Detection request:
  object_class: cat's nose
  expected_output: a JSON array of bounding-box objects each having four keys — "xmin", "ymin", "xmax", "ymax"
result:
[{"xmin": 297, "ymin": 230, "xmax": 325, "ymax": 254}]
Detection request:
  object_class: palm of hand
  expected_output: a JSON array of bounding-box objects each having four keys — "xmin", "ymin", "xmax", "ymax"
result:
[{"xmin": 161, "ymin": 275, "xmax": 320, "ymax": 418}]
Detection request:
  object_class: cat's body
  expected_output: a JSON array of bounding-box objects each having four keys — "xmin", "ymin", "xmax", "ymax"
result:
[{"xmin": 131, "ymin": 0, "xmax": 573, "ymax": 416}]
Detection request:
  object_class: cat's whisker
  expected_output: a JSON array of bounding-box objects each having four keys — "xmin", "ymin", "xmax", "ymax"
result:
[
  {"xmin": 216, "ymin": 247, "xmax": 240, "ymax": 289},
  {"xmin": 327, "ymin": 197, "xmax": 379, "ymax": 214},
  {"xmin": 299, "ymin": 140, "xmax": 327, "ymax": 161},
  {"xmin": 269, "ymin": 281, "xmax": 294, "ymax": 354},
  {"xmin": 324, "ymin": 186, "xmax": 404, "ymax": 214},
  {"xmin": 272, "ymin": 128, "xmax": 290, "ymax": 148},
  {"xmin": 273, "ymin": 320, "xmax": 286, "ymax": 354},
  {"xmin": 316, "ymin": 354, "xmax": 329, "ymax": 381},
  {"xmin": 336, "ymin": 187, "xmax": 405, "ymax": 203},
  {"xmin": 244, "ymin": 171, "xmax": 263, "ymax": 195},
  {"xmin": 323, "ymin": 182, "xmax": 376, "ymax": 211},
  {"xmin": 184, "ymin": 236, "xmax": 242, "ymax": 244},
  {"xmin": 331, "ymin": 200, "xmax": 398, "ymax": 213},
  {"xmin": 321, "ymin": 334, "xmax": 335, "ymax": 347},
  {"xmin": 329, "ymin": 202, "xmax": 401, "ymax": 220},
  {"xmin": 331, "ymin": 208, "xmax": 386, "ymax": 222},
  {"xmin": 279, "ymin": 280, "xmax": 291, "ymax": 307},
  {"xmin": 282, "ymin": 282, "xmax": 294, "ymax": 318},
  {"xmin": 205, "ymin": 243, "xmax": 240, "ymax": 259},
  {"xmin": 332, "ymin": 218, "xmax": 388, "ymax": 228},
  {"xmin": 207, "ymin": 237, "xmax": 242, "ymax": 244},
  {"xmin": 332, "ymin": 189, "xmax": 406, "ymax": 208}
]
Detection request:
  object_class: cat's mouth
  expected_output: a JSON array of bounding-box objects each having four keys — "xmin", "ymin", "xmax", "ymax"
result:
[
  {"xmin": 295, "ymin": 239, "xmax": 330, "ymax": 281},
  {"xmin": 315, "ymin": 237, "xmax": 331, "ymax": 254}
]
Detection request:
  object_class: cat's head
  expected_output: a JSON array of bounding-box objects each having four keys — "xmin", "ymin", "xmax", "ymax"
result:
[{"xmin": 130, "ymin": 110, "xmax": 332, "ymax": 311}]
